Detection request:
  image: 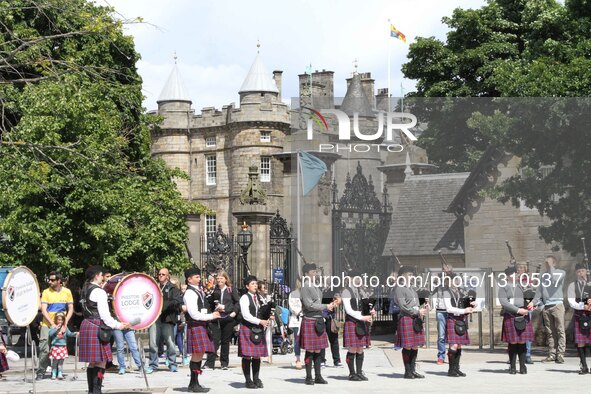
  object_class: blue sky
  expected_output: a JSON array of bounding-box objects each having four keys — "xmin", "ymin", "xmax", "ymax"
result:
[{"xmin": 100, "ymin": 0, "xmax": 486, "ymax": 111}]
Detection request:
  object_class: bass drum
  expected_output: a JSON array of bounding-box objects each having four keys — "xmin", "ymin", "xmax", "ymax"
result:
[
  {"xmin": 104, "ymin": 272, "xmax": 163, "ymax": 330},
  {"xmin": 0, "ymin": 266, "xmax": 40, "ymax": 327}
]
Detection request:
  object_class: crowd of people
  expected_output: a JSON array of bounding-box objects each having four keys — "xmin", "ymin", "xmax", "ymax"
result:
[{"xmin": 1, "ymin": 253, "xmax": 590, "ymax": 392}]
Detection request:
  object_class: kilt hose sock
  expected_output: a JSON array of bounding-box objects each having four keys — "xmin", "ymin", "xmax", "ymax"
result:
[
  {"xmin": 86, "ymin": 367, "xmax": 95, "ymax": 393},
  {"xmin": 355, "ymin": 352, "xmax": 364, "ymax": 375},
  {"xmin": 189, "ymin": 361, "xmax": 203, "ymax": 388},
  {"xmin": 313, "ymin": 351, "xmax": 323, "ymax": 378},
  {"xmin": 252, "ymin": 358, "xmax": 261, "ymax": 382},
  {"xmin": 578, "ymin": 346, "xmax": 588, "ymax": 373},
  {"xmin": 304, "ymin": 351, "xmax": 313, "ymax": 379},
  {"xmin": 346, "ymin": 352, "xmax": 355, "ymax": 375},
  {"xmin": 241, "ymin": 358, "xmax": 252, "ymax": 382}
]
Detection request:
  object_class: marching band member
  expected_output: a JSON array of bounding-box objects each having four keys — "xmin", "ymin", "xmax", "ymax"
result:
[
  {"xmin": 443, "ymin": 273, "xmax": 474, "ymax": 377},
  {"xmin": 341, "ymin": 270, "xmax": 374, "ymax": 381},
  {"xmin": 299, "ymin": 263, "xmax": 340, "ymax": 385},
  {"xmin": 79, "ymin": 266, "xmax": 129, "ymax": 394},
  {"xmin": 499, "ymin": 266, "xmax": 533, "ymax": 375},
  {"xmin": 567, "ymin": 262, "xmax": 591, "ymax": 374},
  {"xmin": 239, "ymin": 275, "xmax": 269, "ymax": 388},
  {"xmin": 183, "ymin": 267, "xmax": 220, "ymax": 393},
  {"xmin": 394, "ymin": 266, "xmax": 429, "ymax": 379}
]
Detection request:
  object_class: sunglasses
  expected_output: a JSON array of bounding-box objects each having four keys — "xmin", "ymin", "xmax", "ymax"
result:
[
  {"xmin": 158, "ymin": 273, "xmax": 167, "ymax": 276},
  {"xmin": 48, "ymin": 278, "xmax": 58, "ymax": 282}
]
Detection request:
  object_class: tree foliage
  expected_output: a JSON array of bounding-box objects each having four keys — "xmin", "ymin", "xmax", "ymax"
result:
[
  {"xmin": 403, "ymin": 0, "xmax": 591, "ymax": 255},
  {"xmin": 0, "ymin": 0, "xmax": 206, "ymax": 276}
]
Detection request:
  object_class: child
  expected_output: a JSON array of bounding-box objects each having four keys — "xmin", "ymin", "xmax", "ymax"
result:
[
  {"xmin": 48, "ymin": 313, "xmax": 77, "ymax": 380},
  {"xmin": 0, "ymin": 326, "xmax": 9, "ymax": 379}
]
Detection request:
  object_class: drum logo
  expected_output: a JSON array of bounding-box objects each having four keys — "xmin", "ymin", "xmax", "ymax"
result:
[
  {"xmin": 7, "ymin": 285, "xmax": 15, "ymax": 301},
  {"xmin": 142, "ymin": 292, "xmax": 153, "ymax": 310}
]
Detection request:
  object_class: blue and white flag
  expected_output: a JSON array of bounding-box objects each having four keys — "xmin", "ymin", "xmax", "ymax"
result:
[{"xmin": 299, "ymin": 151, "xmax": 327, "ymax": 195}]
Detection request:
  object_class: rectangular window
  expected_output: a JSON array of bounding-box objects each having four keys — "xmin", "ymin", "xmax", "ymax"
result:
[
  {"xmin": 206, "ymin": 155, "xmax": 216, "ymax": 185},
  {"xmin": 205, "ymin": 136, "xmax": 216, "ymax": 147},
  {"xmin": 205, "ymin": 214, "xmax": 217, "ymax": 235},
  {"xmin": 260, "ymin": 156, "xmax": 271, "ymax": 182},
  {"xmin": 260, "ymin": 131, "xmax": 271, "ymax": 142}
]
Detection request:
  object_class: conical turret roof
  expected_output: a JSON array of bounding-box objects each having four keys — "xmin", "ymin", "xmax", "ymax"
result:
[
  {"xmin": 340, "ymin": 73, "xmax": 373, "ymax": 117},
  {"xmin": 158, "ymin": 63, "xmax": 191, "ymax": 103},
  {"xmin": 239, "ymin": 53, "xmax": 278, "ymax": 94}
]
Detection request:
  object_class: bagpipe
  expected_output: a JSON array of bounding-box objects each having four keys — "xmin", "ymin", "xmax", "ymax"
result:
[
  {"xmin": 256, "ymin": 292, "xmax": 277, "ymax": 321},
  {"xmin": 458, "ymin": 289, "xmax": 478, "ymax": 309},
  {"xmin": 360, "ymin": 297, "xmax": 377, "ymax": 316},
  {"xmin": 580, "ymin": 237, "xmax": 591, "ymax": 304}
]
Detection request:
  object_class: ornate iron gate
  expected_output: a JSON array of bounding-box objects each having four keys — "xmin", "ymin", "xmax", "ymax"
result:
[
  {"xmin": 199, "ymin": 225, "xmax": 243, "ymax": 288},
  {"xmin": 269, "ymin": 211, "xmax": 295, "ymax": 305},
  {"xmin": 332, "ymin": 162, "xmax": 392, "ymax": 277}
]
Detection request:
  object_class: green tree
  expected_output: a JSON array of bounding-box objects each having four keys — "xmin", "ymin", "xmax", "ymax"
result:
[
  {"xmin": 0, "ymin": 0, "xmax": 206, "ymax": 276},
  {"xmin": 402, "ymin": 0, "xmax": 591, "ymax": 255}
]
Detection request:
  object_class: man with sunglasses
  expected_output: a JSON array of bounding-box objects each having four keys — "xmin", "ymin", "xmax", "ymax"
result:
[
  {"xmin": 36, "ymin": 272, "xmax": 74, "ymax": 380},
  {"xmin": 146, "ymin": 268, "xmax": 183, "ymax": 373}
]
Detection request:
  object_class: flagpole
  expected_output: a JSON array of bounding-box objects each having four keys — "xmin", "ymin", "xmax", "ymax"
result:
[
  {"xmin": 296, "ymin": 151, "xmax": 302, "ymax": 259},
  {"xmin": 401, "ymin": 82, "xmax": 404, "ymax": 112},
  {"xmin": 387, "ymin": 19, "xmax": 391, "ymax": 111}
]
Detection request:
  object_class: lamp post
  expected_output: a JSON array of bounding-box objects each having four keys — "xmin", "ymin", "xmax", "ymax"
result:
[{"xmin": 237, "ymin": 221, "xmax": 253, "ymax": 276}]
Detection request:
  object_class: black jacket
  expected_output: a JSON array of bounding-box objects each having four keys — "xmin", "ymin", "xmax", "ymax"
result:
[
  {"xmin": 210, "ymin": 285, "xmax": 240, "ymax": 319},
  {"xmin": 159, "ymin": 281, "xmax": 183, "ymax": 324}
]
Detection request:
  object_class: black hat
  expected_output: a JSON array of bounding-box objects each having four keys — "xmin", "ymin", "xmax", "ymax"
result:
[
  {"xmin": 184, "ymin": 267, "xmax": 201, "ymax": 279},
  {"xmin": 243, "ymin": 275, "xmax": 258, "ymax": 287},
  {"xmin": 504, "ymin": 266, "xmax": 516, "ymax": 276},
  {"xmin": 302, "ymin": 263, "xmax": 317, "ymax": 274},
  {"xmin": 85, "ymin": 265, "xmax": 104, "ymax": 281},
  {"xmin": 398, "ymin": 266, "xmax": 415, "ymax": 276},
  {"xmin": 576, "ymin": 262, "xmax": 587, "ymax": 271}
]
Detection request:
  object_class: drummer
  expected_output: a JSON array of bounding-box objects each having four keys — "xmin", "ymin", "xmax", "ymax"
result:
[{"xmin": 79, "ymin": 266, "xmax": 130, "ymax": 394}]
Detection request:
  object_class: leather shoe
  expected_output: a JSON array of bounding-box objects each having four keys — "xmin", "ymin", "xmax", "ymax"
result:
[
  {"xmin": 509, "ymin": 367, "xmax": 517, "ymax": 375},
  {"xmin": 357, "ymin": 372, "xmax": 368, "ymax": 381},
  {"xmin": 412, "ymin": 371, "xmax": 425, "ymax": 379},
  {"xmin": 314, "ymin": 376, "xmax": 328, "ymax": 384},
  {"xmin": 348, "ymin": 374, "xmax": 362, "ymax": 381},
  {"xmin": 245, "ymin": 381, "xmax": 256, "ymax": 389},
  {"xmin": 404, "ymin": 371, "xmax": 415, "ymax": 379},
  {"xmin": 254, "ymin": 379, "xmax": 264, "ymax": 388},
  {"xmin": 305, "ymin": 377, "xmax": 315, "ymax": 385},
  {"xmin": 189, "ymin": 385, "xmax": 210, "ymax": 393}
]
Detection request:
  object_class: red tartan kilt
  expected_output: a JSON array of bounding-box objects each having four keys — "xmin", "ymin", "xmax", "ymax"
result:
[
  {"xmin": 78, "ymin": 319, "xmax": 112, "ymax": 363},
  {"xmin": 573, "ymin": 310, "xmax": 591, "ymax": 345},
  {"xmin": 343, "ymin": 318, "xmax": 370, "ymax": 348},
  {"xmin": 299, "ymin": 317, "xmax": 329, "ymax": 351},
  {"xmin": 446, "ymin": 315, "xmax": 470, "ymax": 345},
  {"xmin": 0, "ymin": 331, "xmax": 7, "ymax": 372},
  {"xmin": 187, "ymin": 322, "xmax": 214, "ymax": 354},
  {"xmin": 238, "ymin": 324, "xmax": 268, "ymax": 357},
  {"xmin": 501, "ymin": 313, "xmax": 534, "ymax": 343},
  {"xmin": 396, "ymin": 316, "xmax": 424, "ymax": 349},
  {"xmin": 50, "ymin": 345, "xmax": 69, "ymax": 360}
]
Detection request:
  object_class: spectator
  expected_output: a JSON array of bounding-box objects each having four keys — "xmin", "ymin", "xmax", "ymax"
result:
[
  {"xmin": 288, "ymin": 279, "xmax": 303, "ymax": 369},
  {"xmin": 48, "ymin": 313, "xmax": 77, "ymax": 380},
  {"xmin": 36, "ymin": 272, "xmax": 74, "ymax": 380},
  {"xmin": 146, "ymin": 268, "xmax": 183, "ymax": 373}
]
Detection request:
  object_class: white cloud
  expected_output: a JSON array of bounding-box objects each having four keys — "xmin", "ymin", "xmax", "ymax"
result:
[{"xmin": 99, "ymin": 0, "xmax": 487, "ymax": 110}]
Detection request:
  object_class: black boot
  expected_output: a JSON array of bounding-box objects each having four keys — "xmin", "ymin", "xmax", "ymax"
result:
[
  {"xmin": 447, "ymin": 350, "xmax": 459, "ymax": 377},
  {"xmin": 402, "ymin": 349, "xmax": 414, "ymax": 379},
  {"xmin": 517, "ymin": 344, "xmax": 527, "ymax": 375},
  {"xmin": 252, "ymin": 358, "xmax": 263, "ymax": 388},
  {"xmin": 355, "ymin": 353, "xmax": 368, "ymax": 380},
  {"xmin": 86, "ymin": 367, "xmax": 95, "ymax": 394},
  {"xmin": 456, "ymin": 349, "xmax": 466, "ymax": 377},
  {"xmin": 346, "ymin": 352, "xmax": 360, "ymax": 381},
  {"xmin": 410, "ymin": 349, "xmax": 424, "ymax": 378},
  {"xmin": 313, "ymin": 352, "xmax": 328, "ymax": 384},
  {"xmin": 578, "ymin": 347, "xmax": 589, "ymax": 375},
  {"xmin": 189, "ymin": 361, "xmax": 210, "ymax": 393},
  {"xmin": 304, "ymin": 351, "xmax": 314, "ymax": 385},
  {"xmin": 508, "ymin": 344, "xmax": 517, "ymax": 375},
  {"xmin": 92, "ymin": 367, "xmax": 105, "ymax": 394}
]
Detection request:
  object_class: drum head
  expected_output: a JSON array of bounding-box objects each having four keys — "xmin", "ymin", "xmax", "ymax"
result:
[
  {"xmin": 111, "ymin": 273, "xmax": 163, "ymax": 330},
  {"xmin": 1, "ymin": 266, "xmax": 40, "ymax": 327}
]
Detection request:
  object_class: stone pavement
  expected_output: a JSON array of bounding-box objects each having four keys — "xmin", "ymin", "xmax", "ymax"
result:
[{"xmin": 0, "ymin": 337, "xmax": 587, "ymax": 394}]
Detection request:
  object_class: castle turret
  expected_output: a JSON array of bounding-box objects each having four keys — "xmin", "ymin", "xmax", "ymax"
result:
[{"xmin": 238, "ymin": 52, "xmax": 279, "ymax": 105}]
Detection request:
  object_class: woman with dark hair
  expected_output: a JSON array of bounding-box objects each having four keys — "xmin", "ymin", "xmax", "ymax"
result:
[
  {"xmin": 239, "ymin": 275, "xmax": 270, "ymax": 388},
  {"xmin": 78, "ymin": 266, "xmax": 129, "ymax": 393}
]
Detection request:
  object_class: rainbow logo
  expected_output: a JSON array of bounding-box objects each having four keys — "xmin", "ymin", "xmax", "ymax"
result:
[{"xmin": 303, "ymin": 106, "xmax": 329, "ymax": 132}]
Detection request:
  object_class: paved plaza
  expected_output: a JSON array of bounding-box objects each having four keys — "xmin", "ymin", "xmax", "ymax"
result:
[{"xmin": 0, "ymin": 336, "xmax": 586, "ymax": 394}]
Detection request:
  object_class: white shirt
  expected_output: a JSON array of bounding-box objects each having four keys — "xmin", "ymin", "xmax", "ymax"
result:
[
  {"xmin": 88, "ymin": 283, "xmax": 122, "ymax": 329},
  {"xmin": 568, "ymin": 281, "xmax": 586, "ymax": 311},
  {"xmin": 443, "ymin": 289, "xmax": 467, "ymax": 316},
  {"xmin": 240, "ymin": 292, "xmax": 261, "ymax": 326},
  {"xmin": 184, "ymin": 284, "xmax": 214, "ymax": 321},
  {"xmin": 342, "ymin": 288, "xmax": 364, "ymax": 320}
]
